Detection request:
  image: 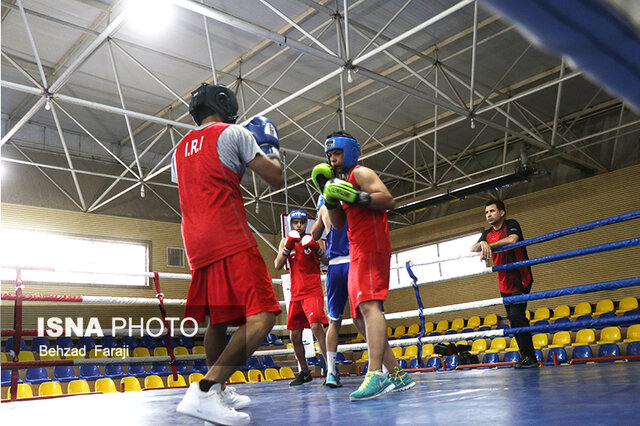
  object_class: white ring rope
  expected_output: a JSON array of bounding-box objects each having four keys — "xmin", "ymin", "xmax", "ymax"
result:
[{"xmin": 390, "ymin": 251, "xmax": 483, "ymax": 270}]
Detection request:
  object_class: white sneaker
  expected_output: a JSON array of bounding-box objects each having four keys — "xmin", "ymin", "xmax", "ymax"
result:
[
  {"xmin": 177, "ymin": 382, "xmax": 250, "ymax": 425},
  {"xmin": 223, "ymin": 386, "xmax": 251, "ymax": 410}
]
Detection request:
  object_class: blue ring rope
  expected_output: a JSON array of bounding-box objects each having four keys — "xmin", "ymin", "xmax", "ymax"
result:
[
  {"xmin": 502, "ymin": 313, "xmax": 640, "ymax": 336},
  {"xmin": 494, "ymin": 209, "xmax": 640, "ymax": 253},
  {"xmin": 492, "ymin": 238, "xmax": 640, "ymax": 272},
  {"xmin": 405, "ymin": 261, "xmax": 425, "ymax": 366}
]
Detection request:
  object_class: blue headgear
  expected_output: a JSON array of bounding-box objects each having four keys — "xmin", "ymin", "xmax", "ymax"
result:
[
  {"xmin": 325, "ymin": 135, "xmax": 360, "ymax": 169},
  {"xmin": 245, "ymin": 115, "xmax": 279, "ymax": 155},
  {"xmin": 289, "ymin": 209, "xmax": 308, "ymax": 232}
]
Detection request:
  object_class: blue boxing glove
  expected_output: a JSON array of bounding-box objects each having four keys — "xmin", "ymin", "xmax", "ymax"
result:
[
  {"xmin": 246, "ymin": 115, "xmax": 280, "ymax": 160},
  {"xmin": 323, "ymin": 178, "xmax": 371, "ymax": 209}
]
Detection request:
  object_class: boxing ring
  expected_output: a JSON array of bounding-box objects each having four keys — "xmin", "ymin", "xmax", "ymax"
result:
[{"xmin": 1, "ymin": 209, "xmax": 640, "ymax": 424}]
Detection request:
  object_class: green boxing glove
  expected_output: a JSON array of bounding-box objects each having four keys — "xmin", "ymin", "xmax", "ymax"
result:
[
  {"xmin": 323, "ymin": 178, "xmax": 372, "ymax": 209},
  {"xmin": 311, "ymin": 163, "xmax": 335, "ymax": 194}
]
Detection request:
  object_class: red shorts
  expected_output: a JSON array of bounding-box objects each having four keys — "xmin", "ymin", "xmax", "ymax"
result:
[
  {"xmin": 286, "ymin": 295, "xmax": 329, "ymax": 330},
  {"xmin": 348, "ymin": 251, "xmax": 391, "ymax": 319},
  {"xmin": 184, "ymin": 246, "xmax": 282, "ymax": 326}
]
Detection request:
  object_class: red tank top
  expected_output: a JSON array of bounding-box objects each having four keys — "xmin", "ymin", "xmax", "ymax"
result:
[
  {"xmin": 344, "ymin": 166, "xmax": 391, "ymax": 255},
  {"xmin": 288, "ymin": 235, "xmax": 323, "ymax": 301},
  {"xmin": 175, "ymin": 122, "xmax": 256, "ymax": 269}
]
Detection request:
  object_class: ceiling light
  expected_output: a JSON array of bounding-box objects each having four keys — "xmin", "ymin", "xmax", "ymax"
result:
[{"xmin": 126, "ymin": 0, "xmax": 173, "ymax": 34}]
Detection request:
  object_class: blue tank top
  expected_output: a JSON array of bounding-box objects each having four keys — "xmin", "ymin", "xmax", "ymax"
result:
[{"xmin": 326, "ymin": 221, "xmax": 349, "ymax": 259}]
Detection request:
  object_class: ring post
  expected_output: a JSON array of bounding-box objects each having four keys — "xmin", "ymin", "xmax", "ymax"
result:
[
  {"xmin": 405, "ymin": 261, "xmax": 425, "ymax": 366},
  {"xmin": 153, "ymin": 272, "xmax": 178, "ymax": 380}
]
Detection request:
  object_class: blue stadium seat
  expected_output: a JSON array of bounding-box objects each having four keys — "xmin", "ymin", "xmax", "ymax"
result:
[
  {"xmin": 597, "ymin": 343, "xmax": 620, "ymax": 361},
  {"xmin": 534, "ymin": 349, "xmax": 543, "ymax": 362},
  {"xmin": 177, "ymin": 335, "xmax": 195, "ymax": 349},
  {"xmin": 1, "ymin": 369, "xmax": 22, "ymax": 386},
  {"xmin": 409, "ymin": 358, "xmax": 422, "ymax": 369},
  {"xmin": 398, "ymin": 359, "xmax": 408, "ymax": 369},
  {"xmin": 101, "ymin": 336, "xmax": 118, "ymax": 349},
  {"xmin": 553, "ymin": 317, "xmax": 571, "ymax": 325},
  {"xmin": 191, "ymin": 360, "xmax": 208, "ymax": 374},
  {"xmin": 6, "ymin": 337, "xmax": 27, "ymax": 352},
  {"xmin": 335, "ymin": 352, "xmax": 353, "ymax": 364},
  {"xmin": 31, "ymin": 337, "xmax": 51, "ymax": 353},
  {"xmin": 444, "ymin": 330, "xmax": 457, "ymax": 335},
  {"xmin": 140, "ymin": 336, "xmax": 158, "ymax": 349},
  {"xmin": 428, "ymin": 332, "xmax": 441, "ymax": 337},
  {"xmin": 55, "ymin": 336, "xmax": 74, "ymax": 350},
  {"xmin": 544, "ymin": 347, "xmax": 568, "ymax": 365},
  {"xmin": 267, "ymin": 333, "xmax": 284, "ymax": 346},
  {"xmin": 502, "ymin": 351, "xmax": 519, "ymax": 366},
  {"xmin": 79, "ymin": 365, "xmax": 102, "ymax": 380},
  {"xmin": 461, "ymin": 328, "xmax": 474, "ymax": 334},
  {"xmin": 104, "ymin": 364, "xmax": 126, "ymax": 379},
  {"xmin": 571, "ymin": 345, "xmax": 593, "ymax": 364},
  {"xmin": 247, "ymin": 356, "xmax": 263, "ymax": 370},
  {"xmin": 595, "ymin": 312, "xmax": 617, "ymax": 329},
  {"xmin": 305, "ymin": 356, "xmax": 320, "ymax": 367},
  {"xmin": 121, "ymin": 336, "xmax": 138, "ymax": 349},
  {"xmin": 627, "ymin": 341, "xmax": 640, "ymax": 358},
  {"xmin": 78, "ymin": 337, "xmax": 96, "ymax": 351},
  {"xmin": 126, "ymin": 363, "xmax": 149, "ymax": 377},
  {"xmin": 531, "ymin": 320, "xmax": 548, "ymax": 326},
  {"xmin": 495, "ymin": 324, "xmax": 509, "ymax": 330},
  {"xmin": 176, "ymin": 361, "xmax": 191, "ymax": 375},
  {"xmin": 149, "ymin": 362, "xmax": 169, "ymax": 375},
  {"xmin": 426, "ymin": 356, "xmax": 442, "ymax": 371},
  {"xmin": 25, "ymin": 367, "xmax": 50, "ymax": 384},
  {"xmin": 53, "ymin": 366, "xmax": 78, "ymax": 382},
  {"xmin": 261, "ymin": 355, "xmax": 281, "ymax": 370},
  {"xmin": 482, "ymin": 352, "xmax": 499, "ymax": 365},
  {"xmin": 361, "ymin": 361, "xmax": 368, "ymax": 375},
  {"xmin": 477, "ymin": 326, "xmax": 491, "ymax": 332}
]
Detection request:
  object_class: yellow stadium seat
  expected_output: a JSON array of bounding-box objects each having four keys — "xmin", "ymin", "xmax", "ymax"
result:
[
  {"xmin": 247, "ymin": 369, "xmax": 264, "ymax": 383},
  {"xmin": 192, "ymin": 346, "xmax": 206, "ymax": 354},
  {"xmin": 286, "ymin": 343, "xmax": 293, "ymax": 350},
  {"xmin": 188, "ymin": 373, "xmax": 204, "ymax": 384},
  {"xmin": 7, "ymin": 383, "xmax": 33, "ymax": 399},
  {"xmin": 121, "ymin": 376, "xmax": 142, "ymax": 392},
  {"xmin": 597, "ymin": 326, "xmax": 622, "ymax": 344},
  {"xmin": 279, "ymin": 367, "xmax": 295, "ymax": 380},
  {"xmin": 387, "ymin": 327, "xmax": 393, "ymax": 338},
  {"xmin": 64, "ymin": 350, "xmax": 85, "ymax": 360},
  {"xmin": 133, "ymin": 347, "xmax": 151, "ymax": 357},
  {"xmin": 616, "ymin": 297, "xmax": 638, "ymax": 314},
  {"xmin": 38, "ymin": 381, "xmax": 63, "ymax": 396},
  {"xmin": 424, "ymin": 322, "xmax": 435, "ymax": 334},
  {"xmin": 456, "ymin": 341, "xmax": 469, "ymax": 347},
  {"xmin": 356, "ymin": 350, "xmax": 369, "ymax": 363},
  {"xmin": 400, "ymin": 345, "xmax": 418, "ymax": 360},
  {"xmin": 167, "ymin": 374, "xmax": 187, "ymax": 387},
  {"xmin": 18, "ymin": 351, "xmax": 36, "ymax": 361},
  {"xmin": 435, "ymin": 320, "xmax": 449, "ymax": 333},
  {"xmin": 264, "ymin": 368, "xmax": 281, "ymax": 381},
  {"xmin": 466, "ymin": 316, "xmax": 481, "ymax": 329},
  {"xmin": 486, "ymin": 337, "xmax": 507, "ymax": 353},
  {"xmin": 351, "ymin": 332, "xmax": 365, "ymax": 343},
  {"xmin": 525, "ymin": 310, "xmax": 531, "ymax": 320},
  {"xmin": 89, "ymin": 349, "xmax": 106, "ymax": 359},
  {"xmin": 68, "ymin": 379, "xmax": 90, "ymax": 394},
  {"xmin": 505, "ymin": 337, "xmax": 519, "ymax": 352},
  {"xmin": 1, "ymin": 352, "xmax": 6, "ymax": 362},
  {"xmin": 40, "ymin": 352, "xmax": 61, "ymax": 361},
  {"xmin": 572, "ymin": 329, "xmax": 596, "ymax": 346},
  {"xmin": 391, "ymin": 347, "xmax": 403, "ymax": 358},
  {"xmin": 550, "ymin": 305, "xmax": 571, "ymax": 321},
  {"xmin": 570, "ymin": 302, "xmax": 592, "ymax": 319},
  {"xmin": 532, "ymin": 334, "xmax": 549, "ymax": 350},
  {"xmin": 483, "ymin": 314, "xmax": 498, "ymax": 327},
  {"xmin": 421, "ymin": 344, "xmax": 434, "ymax": 358},
  {"xmin": 228, "ymin": 370, "xmax": 247, "ymax": 384},
  {"xmin": 154, "ymin": 347, "xmax": 168, "ymax": 357},
  {"xmin": 173, "ymin": 346, "xmax": 189, "ymax": 356},
  {"xmin": 406, "ymin": 324, "xmax": 420, "ymax": 336},
  {"xmin": 450, "ymin": 318, "xmax": 465, "ymax": 331},
  {"xmin": 548, "ymin": 331, "xmax": 571, "ymax": 348},
  {"xmin": 392, "ymin": 325, "xmax": 407, "ymax": 339},
  {"xmin": 95, "ymin": 378, "xmax": 117, "ymax": 393},
  {"xmin": 594, "ymin": 299, "xmax": 615, "ymax": 316},
  {"xmin": 532, "ymin": 308, "xmax": 551, "ymax": 323},
  {"xmin": 144, "ymin": 375, "xmax": 165, "ymax": 389},
  {"xmin": 470, "ymin": 339, "xmax": 488, "ymax": 355},
  {"xmin": 624, "ymin": 324, "xmax": 640, "ymax": 343}
]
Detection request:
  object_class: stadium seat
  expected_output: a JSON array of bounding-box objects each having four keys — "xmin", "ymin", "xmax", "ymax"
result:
[
  {"xmin": 503, "ymin": 351, "xmax": 519, "ymax": 364},
  {"xmin": 192, "ymin": 345, "xmax": 205, "ymax": 354},
  {"xmin": 626, "ymin": 341, "xmax": 640, "ymax": 357},
  {"xmin": 121, "ymin": 336, "xmax": 138, "ymax": 349},
  {"xmin": 31, "ymin": 337, "xmax": 51, "ymax": 353},
  {"xmin": 392, "ymin": 325, "xmax": 407, "ymax": 339},
  {"xmin": 177, "ymin": 335, "xmax": 195, "ymax": 349},
  {"xmin": 68, "ymin": 379, "xmax": 91, "ymax": 394},
  {"xmin": 461, "ymin": 328, "xmax": 474, "ymax": 334},
  {"xmin": 624, "ymin": 324, "xmax": 640, "ymax": 343},
  {"xmin": 38, "ymin": 381, "xmax": 63, "ymax": 396},
  {"xmin": 149, "ymin": 362, "xmax": 169, "ymax": 375},
  {"xmin": 89, "ymin": 349, "xmax": 106, "ymax": 359},
  {"xmin": 104, "ymin": 364, "xmax": 126, "ymax": 379},
  {"xmin": 571, "ymin": 302, "xmax": 592, "ymax": 318},
  {"xmin": 597, "ymin": 343, "xmax": 620, "ymax": 361},
  {"xmin": 336, "ymin": 352, "xmax": 353, "ymax": 364},
  {"xmin": 544, "ymin": 347, "xmax": 568, "ymax": 365},
  {"xmin": 18, "ymin": 351, "xmax": 36, "ymax": 361},
  {"xmin": 246, "ymin": 356, "xmax": 263, "ymax": 370},
  {"xmin": 1, "ymin": 368, "xmax": 20, "ymax": 387},
  {"xmin": 264, "ymin": 368, "xmax": 281, "ymax": 381},
  {"xmin": 53, "ymin": 366, "xmax": 78, "ymax": 382},
  {"xmin": 191, "ymin": 360, "xmax": 208, "ymax": 374},
  {"xmin": 534, "ymin": 349, "xmax": 543, "ymax": 362},
  {"xmin": 525, "ymin": 310, "xmax": 531, "ymax": 320},
  {"xmin": 154, "ymin": 347, "xmax": 168, "ymax": 356},
  {"xmin": 351, "ymin": 332, "xmax": 365, "ymax": 343},
  {"xmin": 407, "ymin": 323, "xmax": 421, "ymax": 336},
  {"xmin": 616, "ymin": 297, "xmax": 638, "ymax": 314},
  {"xmin": 482, "ymin": 352, "xmax": 499, "ymax": 365},
  {"xmin": 188, "ymin": 373, "xmax": 204, "ymax": 384},
  {"xmin": 25, "ymin": 368, "xmax": 50, "ymax": 384},
  {"xmin": 597, "ymin": 326, "xmax": 622, "ymax": 344},
  {"xmin": 400, "ymin": 345, "xmax": 418, "ymax": 360},
  {"xmin": 267, "ymin": 333, "xmax": 284, "ymax": 346},
  {"xmin": 78, "ymin": 337, "xmax": 96, "ymax": 352},
  {"xmin": 144, "ymin": 375, "xmax": 165, "ymax": 389},
  {"xmin": 533, "ymin": 333, "xmax": 549, "ymax": 350},
  {"xmin": 356, "ymin": 350, "xmax": 369, "ymax": 363},
  {"xmin": 247, "ymin": 369, "xmax": 264, "ymax": 383},
  {"xmin": 6, "ymin": 337, "xmax": 27, "ymax": 352},
  {"xmin": 445, "ymin": 355, "xmax": 458, "ymax": 370},
  {"xmin": 594, "ymin": 299, "xmax": 615, "ymax": 316},
  {"xmin": 532, "ymin": 308, "xmax": 551, "ymax": 324},
  {"xmin": 467, "ymin": 316, "xmax": 482, "ymax": 329},
  {"xmin": 554, "ymin": 317, "xmax": 572, "ymax": 325},
  {"xmin": 426, "ymin": 356, "xmax": 442, "ymax": 371},
  {"xmin": 550, "ymin": 305, "xmax": 571, "ymax": 321},
  {"xmin": 486, "ymin": 337, "xmax": 507, "ymax": 353},
  {"xmin": 548, "ymin": 331, "xmax": 572, "ymax": 348},
  {"xmin": 55, "ymin": 336, "xmax": 74, "ymax": 350},
  {"xmin": 133, "ymin": 347, "xmax": 151, "ymax": 357},
  {"xmin": 409, "ymin": 358, "xmax": 422, "ymax": 369},
  {"xmin": 421, "ymin": 344, "xmax": 434, "ymax": 358},
  {"xmin": 7, "ymin": 383, "xmax": 33, "ymax": 399},
  {"xmin": 361, "ymin": 362, "xmax": 368, "ymax": 375},
  {"xmin": 228, "ymin": 370, "xmax": 247, "ymax": 384},
  {"xmin": 444, "ymin": 329, "xmax": 458, "ymax": 335},
  {"xmin": 387, "ymin": 327, "xmax": 393, "ymax": 339},
  {"xmin": 428, "ymin": 331, "xmax": 441, "ymax": 337},
  {"xmin": 167, "ymin": 374, "xmax": 187, "ymax": 387},
  {"xmin": 571, "ymin": 345, "xmax": 592, "ymax": 363},
  {"xmin": 483, "ymin": 314, "xmax": 498, "ymax": 327},
  {"xmin": 95, "ymin": 378, "xmax": 117, "ymax": 393},
  {"xmin": 397, "ymin": 359, "xmax": 408, "ymax": 369},
  {"xmin": 572, "ymin": 329, "xmax": 596, "ymax": 346},
  {"xmin": 101, "ymin": 336, "xmax": 118, "ymax": 349},
  {"xmin": 470, "ymin": 339, "xmax": 488, "ymax": 355},
  {"xmin": 391, "ymin": 347, "xmax": 403, "ymax": 359},
  {"xmin": 424, "ymin": 322, "xmax": 435, "ymax": 334},
  {"xmin": 126, "ymin": 363, "xmax": 148, "ymax": 378},
  {"xmin": 140, "ymin": 336, "xmax": 158, "ymax": 349},
  {"xmin": 505, "ymin": 337, "xmax": 519, "ymax": 352},
  {"xmin": 121, "ymin": 376, "xmax": 142, "ymax": 391},
  {"xmin": 450, "ymin": 318, "xmax": 465, "ymax": 331},
  {"xmin": 435, "ymin": 320, "xmax": 449, "ymax": 333},
  {"xmin": 279, "ymin": 367, "xmax": 295, "ymax": 380},
  {"xmin": 40, "ymin": 351, "xmax": 61, "ymax": 361},
  {"xmin": 173, "ymin": 346, "xmax": 189, "ymax": 355},
  {"xmin": 79, "ymin": 365, "xmax": 102, "ymax": 381},
  {"xmin": 477, "ymin": 326, "xmax": 491, "ymax": 332}
]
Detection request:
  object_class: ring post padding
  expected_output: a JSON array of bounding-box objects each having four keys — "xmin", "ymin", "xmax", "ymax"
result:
[
  {"xmin": 153, "ymin": 272, "xmax": 178, "ymax": 380},
  {"xmin": 10, "ymin": 269, "xmax": 24, "ymax": 401},
  {"xmin": 405, "ymin": 261, "xmax": 425, "ymax": 366}
]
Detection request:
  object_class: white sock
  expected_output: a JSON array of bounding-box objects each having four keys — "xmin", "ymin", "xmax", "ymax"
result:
[{"xmin": 327, "ymin": 351, "xmax": 337, "ymax": 375}]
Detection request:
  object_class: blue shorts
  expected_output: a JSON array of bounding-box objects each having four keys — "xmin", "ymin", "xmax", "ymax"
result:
[{"xmin": 326, "ymin": 262, "xmax": 349, "ymax": 320}]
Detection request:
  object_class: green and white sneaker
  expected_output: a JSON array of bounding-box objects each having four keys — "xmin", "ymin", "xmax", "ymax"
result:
[
  {"xmin": 387, "ymin": 367, "xmax": 416, "ymax": 392},
  {"xmin": 349, "ymin": 371, "xmax": 394, "ymax": 401},
  {"xmin": 324, "ymin": 372, "xmax": 342, "ymax": 388}
]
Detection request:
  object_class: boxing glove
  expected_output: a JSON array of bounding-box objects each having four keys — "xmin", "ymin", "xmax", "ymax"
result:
[
  {"xmin": 323, "ymin": 178, "xmax": 371, "ymax": 208},
  {"xmin": 311, "ymin": 163, "xmax": 335, "ymax": 194},
  {"xmin": 282, "ymin": 230, "xmax": 301, "ymax": 256},
  {"xmin": 300, "ymin": 235, "xmax": 324, "ymax": 258}
]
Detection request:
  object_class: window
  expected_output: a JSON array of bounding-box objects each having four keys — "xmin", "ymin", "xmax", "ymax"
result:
[
  {"xmin": 1, "ymin": 228, "xmax": 149, "ymax": 286},
  {"xmin": 390, "ymin": 232, "xmax": 486, "ymax": 289}
]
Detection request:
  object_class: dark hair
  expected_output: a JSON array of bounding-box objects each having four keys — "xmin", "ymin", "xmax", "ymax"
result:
[
  {"xmin": 326, "ymin": 130, "xmax": 355, "ymax": 140},
  {"xmin": 485, "ymin": 199, "xmax": 505, "ymax": 212}
]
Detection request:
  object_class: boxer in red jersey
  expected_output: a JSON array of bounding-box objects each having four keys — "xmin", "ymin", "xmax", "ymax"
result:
[
  {"xmin": 312, "ymin": 131, "xmax": 415, "ymax": 401},
  {"xmin": 174, "ymin": 83, "xmax": 283, "ymax": 425},
  {"xmin": 275, "ymin": 209, "xmax": 329, "ymax": 385}
]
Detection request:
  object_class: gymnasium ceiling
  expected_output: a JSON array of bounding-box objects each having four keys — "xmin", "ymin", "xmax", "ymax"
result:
[{"xmin": 2, "ymin": 0, "xmax": 639, "ymax": 237}]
